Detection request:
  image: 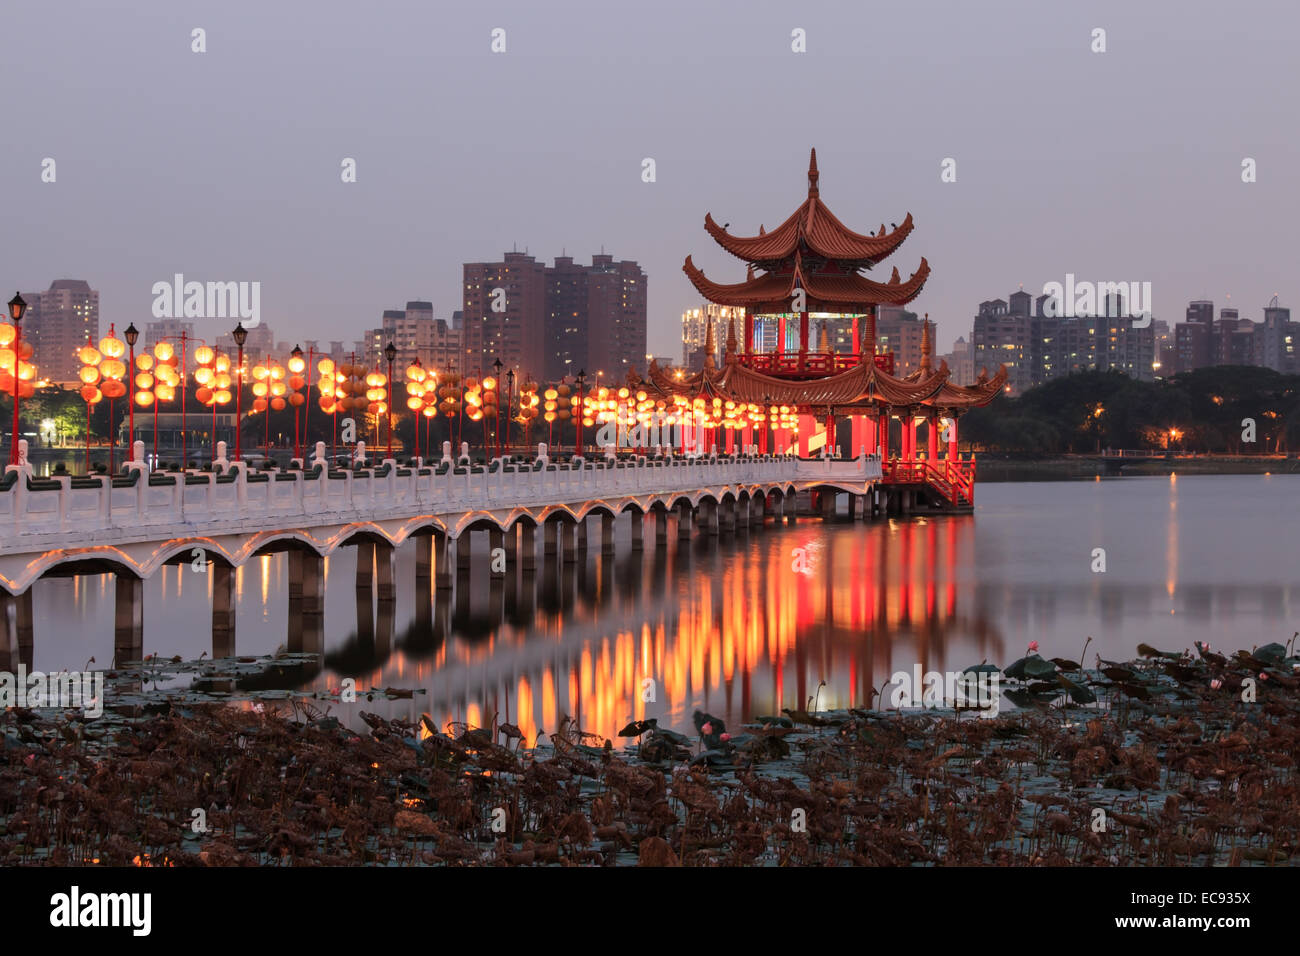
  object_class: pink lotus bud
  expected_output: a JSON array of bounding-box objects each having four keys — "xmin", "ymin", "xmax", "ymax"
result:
[
  {"xmin": 701, "ymin": 722, "xmax": 713, "ymax": 735},
  {"xmin": 1028, "ymin": 641, "xmax": 1040, "ymax": 653},
  {"xmin": 1259, "ymin": 672, "xmax": 1268, "ymax": 682},
  {"xmin": 720, "ymin": 733, "xmax": 731, "ymax": 742},
  {"xmin": 1210, "ymin": 678, "xmax": 1223, "ymax": 690}
]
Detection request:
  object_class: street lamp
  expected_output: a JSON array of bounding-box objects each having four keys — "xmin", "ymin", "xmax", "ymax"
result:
[
  {"xmin": 574, "ymin": 369, "xmax": 586, "ymax": 456},
  {"xmin": 124, "ymin": 323, "xmax": 139, "ymax": 458},
  {"xmin": 505, "ymin": 367, "xmax": 515, "ymax": 456},
  {"xmin": 7, "ymin": 293, "xmax": 27, "ymax": 465},
  {"xmin": 384, "ymin": 341, "xmax": 397, "ymax": 460},
  {"xmin": 231, "ymin": 322, "xmax": 248, "ymax": 461},
  {"xmin": 492, "ymin": 357, "xmax": 503, "ymax": 457}
]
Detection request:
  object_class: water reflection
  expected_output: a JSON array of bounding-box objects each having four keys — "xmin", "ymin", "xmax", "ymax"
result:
[{"xmin": 18, "ymin": 476, "xmax": 1300, "ymax": 742}]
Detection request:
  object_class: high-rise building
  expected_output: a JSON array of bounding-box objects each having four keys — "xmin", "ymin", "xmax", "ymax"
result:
[
  {"xmin": 542, "ymin": 254, "xmax": 647, "ymax": 380},
  {"xmin": 462, "ymin": 252, "xmax": 547, "ymax": 380},
  {"xmin": 24, "ymin": 279, "xmax": 100, "ymax": 384}
]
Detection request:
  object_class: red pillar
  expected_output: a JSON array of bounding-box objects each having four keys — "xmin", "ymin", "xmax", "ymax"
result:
[
  {"xmin": 851, "ymin": 315, "xmax": 860, "ymax": 362},
  {"xmin": 948, "ymin": 416, "xmax": 958, "ymax": 461},
  {"xmin": 743, "ymin": 313, "xmax": 753, "ymax": 354},
  {"xmin": 799, "ymin": 311, "xmax": 809, "ymax": 359}
]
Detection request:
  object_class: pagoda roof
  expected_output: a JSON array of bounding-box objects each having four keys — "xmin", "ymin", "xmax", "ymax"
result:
[
  {"xmin": 683, "ymin": 250, "xmax": 930, "ymax": 311},
  {"xmin": 701, "ymin": 149, "xmax": 915, "ymax": 265}
]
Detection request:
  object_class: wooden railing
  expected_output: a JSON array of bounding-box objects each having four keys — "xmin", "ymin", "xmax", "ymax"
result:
[{"xmin": 882, "ymin": 458, "xmax": 976, "ymax": 505}]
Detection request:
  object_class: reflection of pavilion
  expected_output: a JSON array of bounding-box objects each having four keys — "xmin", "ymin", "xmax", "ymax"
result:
[
  {"xmin": 636, "ymin": 150, "xmax": 1008, "ymax": 512},
  {"xmin": 220, "ymin": 510, "xmax": 1006, "ymax": 745}
]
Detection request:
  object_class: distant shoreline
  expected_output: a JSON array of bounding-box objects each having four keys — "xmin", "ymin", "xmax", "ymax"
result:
[{"xmin": 974, "ymin": 454, "xmax": 1298, "ymax": 482}]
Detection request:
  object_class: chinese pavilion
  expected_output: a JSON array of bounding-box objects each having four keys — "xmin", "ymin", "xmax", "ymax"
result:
[{"xmin": 633, "ymin": 148, "xmax": 1006, "ymax": 509}]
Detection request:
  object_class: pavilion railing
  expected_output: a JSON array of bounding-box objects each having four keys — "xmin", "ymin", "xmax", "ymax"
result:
[{"xmin": 739, "ymin": 352, "xmax": 895, "ymax": 378}]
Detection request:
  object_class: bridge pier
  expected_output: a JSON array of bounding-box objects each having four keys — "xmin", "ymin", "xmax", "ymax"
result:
[
  {"xmin": 376, "ymin": 541, "xmax": 395, "ymax": 601},
  {"xmin": 655, "ymin": 508, "xmax": 668, "ymax": 545},
  {"xmin": 0, "ymin": 590, "xmax": 33, "ymax": 672},
  {"xmin": 456, "ymin": 531, "xmax": 472, "ymax": 577},
  {"xmin": 677, "ymin": 502, "xmax": 692, "ymax": 539},
  {"xmin": 355, "ymin": 540, "xmax": 375, "ymax": 590},
  {"xmin": 114, "ymin": 574, "xmax": 144, "ymax": 666},
  {"xmin": 562, "ymin": 520, "xmax": 577, "ymax": 564},
  {"xmin": 490, "ymin": 527, "xmax": 506, "ymax": 578},
  {"xmin": 720, "ymin": 498, "xmax": 735, "ymax": 536},
  {"xmin": 415, "ymin": 533, "xmax": 433, "ymax": 581},
  {"xmin": 749, "ymin": 495, "xmax": 764, "ymax": 528},
  {"xmin": 521, "ymin": 523, "xmax": 536, "ymax": 571},
  {"xmin": 820, "ymin": 489, "xmax": 836, "ymax": 522},
  {"xmin": 697, "ymin": 499, "xmax": 718, "ymax": 536},
  {"xmin": 848, "ymin": 494, "xmax": 858, "ymax": 520},
  {"xmin": 212, "ymin": 563, "xmax": 236, "ymax": 658},
  {"xmin": 544, "ymin": 519, "xmax": 558, "ymax": 558},
  {"xmin": 434, "ymin": 530, "xmax": 453, "ymax": 589},
  {"xmin": 602, "ymin": 512, "xmax": 616, "ymax": 555},
  {"xmin": 576, "ymin": 519, "xmax": 589, "ymax": 558},
  {"xmin": 784, "ymin": 493, "xmax": 796, "ymax": 524},
  {"xmin": 504, "ymin": 523, "xmax": 518, "ymax": 568},
  {"xmin": 630, "ymin": 511, "xmax": 644, "ymax": 550}
]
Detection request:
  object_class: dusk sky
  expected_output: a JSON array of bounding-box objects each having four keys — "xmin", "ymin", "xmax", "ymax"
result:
[{"xmin": 3, "ymin": 0, "xmax": 1297, "ymax": 363}]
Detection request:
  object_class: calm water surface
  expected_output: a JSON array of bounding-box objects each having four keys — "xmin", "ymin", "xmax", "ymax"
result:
[{"xmin": 25, "ymin": 475, "xmax": 1299, "ymax": 741}]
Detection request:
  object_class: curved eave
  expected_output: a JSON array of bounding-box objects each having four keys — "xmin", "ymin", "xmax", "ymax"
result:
[
  {"xmin": 683, "ymin": 255, "xmax": 930, "ymax": 310},
  {"xmin": 704, "ymin": 209, "xmax": 914, "ymax": 266},
  {"xmin": 932, "ymin": 364, "xmax": 1009, "ymax": 408}
]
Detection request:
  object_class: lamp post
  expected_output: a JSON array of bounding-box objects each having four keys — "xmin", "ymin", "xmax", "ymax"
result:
[
  {"xmin": 492, "ymin": 357, "xmax": 504, "ymax": 457},
  {"xmin": 505, "ymin": 367, "xmax": 514, "ymax": 457},
  {"xmin": 574, "ymin": 369, "xmax": 586, "ymax": 457},
  {"xmin": 7, "ymin": 293, "xmax": 27, "ymax": 465},
  {"xmin": 289, "ymin": 345, "xmax": 305, "ymax": 461},
  {"xmin": 385, "ymin": 341, "xmax": 396, "ymax": 460},
  {"xmin": 232, "ymin": 322, "xmax": 247, "ymax": 461},
  {"xmin": 124, "ymin": 324, "xmax": 138, "ymax": 458}
]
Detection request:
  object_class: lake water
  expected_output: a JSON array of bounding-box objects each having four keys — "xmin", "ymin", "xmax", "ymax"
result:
[{"xmin": 21, "ymin": 474, "xmax": 1299, "ymax": 742}]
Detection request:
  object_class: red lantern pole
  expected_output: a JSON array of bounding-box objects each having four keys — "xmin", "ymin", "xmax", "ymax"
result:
[
  {"xmin": 180, "ymin": 332, "xmax": 188, "ymax": 468},
  {"xmin": 8, "ymin": 304, "xmax": 22, "ymax": 466},
  {"xmin": 301, "ymin": 346, "xmax": 313, "ymax": 461},
  {"xmin": 233, "ymin": 331, "xmax": 245, "ymax": 462},
  {"xmin": 84, "ymin": 401, "xmax": 91, "ymax": 474}
]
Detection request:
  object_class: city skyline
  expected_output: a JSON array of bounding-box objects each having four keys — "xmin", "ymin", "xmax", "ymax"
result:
[{"xmin": 4, "ymin": 0, "xmax": 1296, "ymax": 363}]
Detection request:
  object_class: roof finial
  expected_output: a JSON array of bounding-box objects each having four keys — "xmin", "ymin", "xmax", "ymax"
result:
[
  {"xmin": 818, "ymin": 319, "xmax": 830, "ymax": 353},
  {"xmin": 725, "ymin": 312, "xmax": 738, "ymax": 357},
  {"xmin": 808, "ymin": 148, "xmax": 819, "ymax": 197},
  {"xmin": 920, "ymin": 314, "xmax": 932, "ymax": 372},
  {"xmin": 703, "ymin": 315, "xmax": 716, "ymax": 370}
]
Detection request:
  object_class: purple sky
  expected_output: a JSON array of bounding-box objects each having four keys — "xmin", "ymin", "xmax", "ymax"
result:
[{"xmin": 4, "ymin": 0, "xmax": 1297, "ymax": 362}]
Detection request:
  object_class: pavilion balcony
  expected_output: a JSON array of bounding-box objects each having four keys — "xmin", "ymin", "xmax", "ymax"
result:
[{"xmin": 739, "ymin": 351, "xmax": 896, "ymax": 378}]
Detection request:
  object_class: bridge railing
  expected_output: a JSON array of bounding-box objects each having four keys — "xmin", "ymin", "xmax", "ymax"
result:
[
  {"xmin": 0, "ymin": 449, "xmax": 888, "ymax": 540},
  {"xmin": 1, "ymin": 451, "xmax": 878, "ymax": 539}
]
